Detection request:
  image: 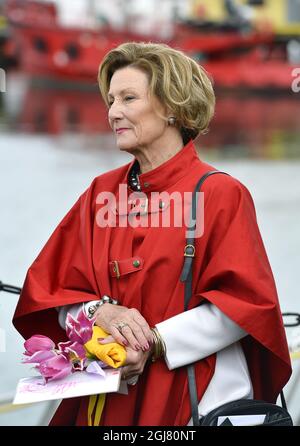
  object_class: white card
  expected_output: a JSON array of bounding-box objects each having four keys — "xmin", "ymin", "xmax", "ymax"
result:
[
  {"xmin": 13, "ymin": 369, "xmax": 121, "ymax": 405},
  {"xmin": 217, "ymin": 414, "xmax": 266, "ymax": 426}
]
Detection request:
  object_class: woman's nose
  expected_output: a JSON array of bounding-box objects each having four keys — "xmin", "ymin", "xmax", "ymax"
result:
[{"xmin": 108, "ymin": 100, "xmax": 123, "ymax": 121}]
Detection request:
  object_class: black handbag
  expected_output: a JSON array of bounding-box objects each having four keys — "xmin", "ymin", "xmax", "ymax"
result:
[
  {"xmin": 180, "ymin": 170, "xmax": 293, "ymax": 427},
  {"xmin": 198, "ymin": 395, "xmax": 293, "ymax": 426}
]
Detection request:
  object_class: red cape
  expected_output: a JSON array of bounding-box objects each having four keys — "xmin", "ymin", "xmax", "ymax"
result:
[{"xmin": 13, "ymin": 140, "xmax": 291, "ymax": 425}]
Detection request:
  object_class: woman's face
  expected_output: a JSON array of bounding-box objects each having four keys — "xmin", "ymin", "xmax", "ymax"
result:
[{"xmin": 108, "ymin": 66, "xmax": 168, "ymax": 152}]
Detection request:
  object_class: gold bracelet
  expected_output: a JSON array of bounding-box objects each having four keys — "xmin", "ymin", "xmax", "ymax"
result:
[{"xmin": 150, "ymin": 327, "xmax": 166, "ymax": 362}]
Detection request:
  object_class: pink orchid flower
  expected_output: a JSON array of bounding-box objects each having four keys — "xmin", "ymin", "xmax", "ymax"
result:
[
  {"xmin": 58, "ymin": 340, "xmax": 86, "ymax": 359},
  {"xmin": 65, "ymin": 307, "xmax": 94, "ymax": 345},
  {"xmin": 22, "ymin": 349, "xmax": 57, "ymax": 364},
  {"xmin": 24, "ymin": 335, "xmax": 55, "ymax": 356},
  {"xmin": 57, "ymin": 340, "xmax": 87, "ymax": 371},
  {"xmin": 37, "ymin": 354, "xmax": 73, "ymax": 383},
  {"xmin": 23, "ymin": 334, "xmax": 57, "ymax": 364},
  {"xmin": 22, "ymin": 307, "xmax": 98, "ymax": 382}
]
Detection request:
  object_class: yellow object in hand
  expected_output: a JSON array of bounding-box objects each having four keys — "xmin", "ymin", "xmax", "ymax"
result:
[
  {"xmin": 84, "ymin": 326, "xmax": 126, "ymax": 426},
  {"xmin": 84, "ymin": 325, "xmax": 126, "ymax": 368}
]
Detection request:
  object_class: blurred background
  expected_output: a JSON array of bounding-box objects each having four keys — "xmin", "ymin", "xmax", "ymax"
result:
[{"xmin": 0, "ymin": 0, "xmax": 300, "ymax": 426}]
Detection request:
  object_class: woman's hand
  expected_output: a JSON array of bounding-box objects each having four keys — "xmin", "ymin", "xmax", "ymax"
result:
[
  {"xmin": 94, "ymin": 303, "xmax": 153, "ymax": 351},
  {"xmin": 121, "ymin": 345, "xmax": 153, "ymax": 381}
]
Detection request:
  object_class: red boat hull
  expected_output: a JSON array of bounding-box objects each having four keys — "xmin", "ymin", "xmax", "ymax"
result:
[{"xmin": 5, "ymin": 0, "xmax": 298, "ymax": 90}]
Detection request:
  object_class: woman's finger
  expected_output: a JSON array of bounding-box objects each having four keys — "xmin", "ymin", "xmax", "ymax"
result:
[
  {"xmin": 95, "ymin": 306, "xmax": 152, "ymax": 346},
  {"xmin": 97, "ymin": 335, "xmax": 115, "ymax": 344},
  {"xmin": 111, "ymin": 320, "xmax": 150, "ymax": 351},
  {"xmin": 109, "ymin": 322, "xmax": 148, "ymax": 351},
  {"xmin": 129, "ymin": 309, "xmax": 153, "ymax": 345},
  {"xmin": 120, "ymin": 320, "xmax": 150, "ymax": 351},
  {"xmin": 109, "ymin": 325, "xmax": 131, "ymax": 348}
]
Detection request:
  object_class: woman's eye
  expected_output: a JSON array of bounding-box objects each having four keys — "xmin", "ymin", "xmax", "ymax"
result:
[{"xmin": 108, "ymin": 96, "xmax": 133, "ymax": 107}]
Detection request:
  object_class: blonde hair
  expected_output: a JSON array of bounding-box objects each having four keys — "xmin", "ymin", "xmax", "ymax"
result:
[{"xmin": 98, "ymin": 42, "xmax": 215, "ymax": 142}]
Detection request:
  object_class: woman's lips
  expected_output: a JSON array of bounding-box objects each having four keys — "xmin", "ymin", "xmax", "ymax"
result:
[{"xmin": 116, "ymin": 128, "xmax": 129, "ymax": 134}]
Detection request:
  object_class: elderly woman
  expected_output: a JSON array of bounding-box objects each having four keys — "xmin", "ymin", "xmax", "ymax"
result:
[{"xmin": 13, "ymin": 42, "xmax": 291, "ymax": 426}]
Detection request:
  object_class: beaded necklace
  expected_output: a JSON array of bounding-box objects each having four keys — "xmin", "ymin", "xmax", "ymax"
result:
[{"xmin": 128, "ymin": 160, "xmax": 141, "ymax": 191}]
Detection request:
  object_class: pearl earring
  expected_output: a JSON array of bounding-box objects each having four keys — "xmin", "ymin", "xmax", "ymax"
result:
[{"xmin": 167, "ymin": 116, "xmax": 176, "ymax": 126}]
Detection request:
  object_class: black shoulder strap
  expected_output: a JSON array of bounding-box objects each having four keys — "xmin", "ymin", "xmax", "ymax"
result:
[
  {"xmin": 180, "ymin": 170, "xmax": 288, "ymax": 426},
  {"xmin": 181, "ymin": 170, "xmax": 229, "ymax": 426},
  {"xmin": 180, "ymin": 170, "xmax": 229, "ymax": 310}
]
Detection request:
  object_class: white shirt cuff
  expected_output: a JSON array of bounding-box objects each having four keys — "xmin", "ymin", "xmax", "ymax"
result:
[{"xmin": 156, "ymin": 304, "xmax": 247, "ymax": 370}]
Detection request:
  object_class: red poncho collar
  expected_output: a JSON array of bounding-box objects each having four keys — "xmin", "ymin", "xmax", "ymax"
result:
[{"xmin": 125, "ymin": 139, "xmax": 198, "ymax": 193}]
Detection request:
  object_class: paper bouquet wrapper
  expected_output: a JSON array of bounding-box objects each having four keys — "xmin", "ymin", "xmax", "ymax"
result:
[{"xmin": 13, "ymin": 326, "xmax": 127, "ymax": 406}]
